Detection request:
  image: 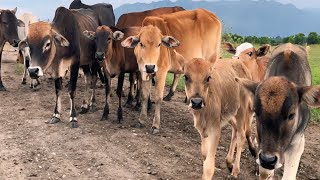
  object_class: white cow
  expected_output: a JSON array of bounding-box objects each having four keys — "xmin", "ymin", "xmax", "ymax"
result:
[{"xmin": 17, "ymin": 13, "xmax": 39, "ymax": 87}]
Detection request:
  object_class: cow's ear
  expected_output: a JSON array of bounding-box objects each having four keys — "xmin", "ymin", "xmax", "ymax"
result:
[
  {"xmin": 121, "ymin": 36, "xmax": 140, "ymax": 48},
  {"xmin": 257, "ymin": 44, "xmax": 271, "ymax": 57},
  {"xmin": 52, "ymin": 30, "xmax": 70, "ymax": 47},
  {"xmin": 113, "ymin": 31, "xmax": 124, "ymax": 41},
  {"xmin": 18, "ymin": 38, "xmax": 28, "ymax": 50},
  {"xmin": 235, "ymin": 78, "xmax": 259, "ymax": 94},
  {"xmin": 11, "ymin": 7, "xmax": 17, "ymax": 15},
  {"xmin": 223, "ymin": 42, "xmax": 236, "ymax": 54},
  {"xmin": 162, "ymin": 36, "xmax": 180, "ymax": 48},
  {"xmin": 17, "ymin": 19, "xmax": 25, "ymax": 27},
  {"xmin": 83, "ymin": 30, "xmax": 96, "ymax": 40},
  {"xmin": 298, "ymin": 86, "xmax": 320, "ymax": 107}
]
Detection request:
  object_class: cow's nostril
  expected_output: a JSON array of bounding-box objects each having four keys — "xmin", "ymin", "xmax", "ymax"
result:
[
  {"xmin": 145, "ymin": 65, "xmax": 155, "ymax": 73},
  {"xmin": 190, "ymin": 98, "xmax": 203, "ymax": 110},
  {"xmin": 259, "ymin": 153, "xmax": 277, "ymax": 170}
]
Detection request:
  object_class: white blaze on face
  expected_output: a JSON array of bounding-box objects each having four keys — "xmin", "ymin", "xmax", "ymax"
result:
[{"xmin": 233, "ymin": 42, "xmax": 254, "ymax": 58}]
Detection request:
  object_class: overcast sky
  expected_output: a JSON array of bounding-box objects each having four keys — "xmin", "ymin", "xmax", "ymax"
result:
[{"xmin": 1, "ymin": 0, "xmax": 319, "ymax": 20}]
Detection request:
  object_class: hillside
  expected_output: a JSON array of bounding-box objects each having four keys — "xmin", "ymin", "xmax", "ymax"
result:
[{"xmin": 114, "ymin": 0, "xmax": 320, "ymax": 37}]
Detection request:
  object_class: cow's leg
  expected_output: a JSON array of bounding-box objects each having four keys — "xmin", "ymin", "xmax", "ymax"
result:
[
  {"xmin": 282, "ymin": 134, "xmax": 305, "ymax": 180},
  {"xmin": 151, "ymin": 70, "xmax": 167, "ymax": 134},
  {"xmin": 102, "ymin": 70, "xmax": 111, "ymax": 121},
  {"xmin": 0, "ymin": 42, "xmax": 6, "ymax": 91},
  {"xmin": 163, "ymin": 73, "xmax": 181, "ymax": 101},
  {"xmin": 232, "ymin": 119, "xmax": 246, "ymax": 177},
  {"xmin": 246, "ymin": 111, "xmax": 256, "ymax": 157},
  {"xmin": 202, "ymin": 125, "xmax": 221, "ymax": 180},
  {"xmin": 97, "ymin": 65, "xmax": 105, "ymax": 86},
  {"xmin": 48, "ymin": 77, "xmax": 62, "ymax": 124},
  {"xmin": 68, "ymin": 62, "xmax": 80, "ymax": 128},
  {"xmin": 135, "ymin": 72, "xmax": 142, "ymax": 109},
  {"xmin": 79, "ymin": 65, "xmax": 91, "ymax": 114},
  {"xmin": 136, "ymin": 78, "xmax": 151, "ymax": 128},
  {"xmin": 117, "ymin": 72, "xmax": 125, "ymax": 123},
  {"xmin": 125, "ymin": 73, "xmax": 135, "ymax": 108},
  {"xmin": 226, "ymin": 117, "xmax": 237, "ymax": 172},
  {"xmin": 21, "ymin": 50, "xmax": 28, "ymax": 84}
]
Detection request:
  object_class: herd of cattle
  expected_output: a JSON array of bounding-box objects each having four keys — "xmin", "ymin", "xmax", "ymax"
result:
[{"xmin": 0, "ymin": 0, "xmax": 319, "ymax": 179}]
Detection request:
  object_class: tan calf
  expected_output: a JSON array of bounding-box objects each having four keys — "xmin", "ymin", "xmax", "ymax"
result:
[
  {"xmin": 184, "ymin": 58, "xmax": 255, "ymax": 179},
  {"xmin": 121, "ymin": 9, "xmax": 222, "ymax": 133}
]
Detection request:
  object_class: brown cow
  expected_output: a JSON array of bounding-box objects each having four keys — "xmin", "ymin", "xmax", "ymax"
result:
[
  {"xmin": 236, "ymin": 43, "xmax": 317, "ymax": 179},
  {"xmin": 0, "ymin": 8, "xmax": 24, "ymax": 91},
  {"xmin": 121, "ymin": 9, "xmax": 222, "ymax": 133},
  {"xmin": 184, "ymin": 58, "xmax": 255, "ymax": 179},
  {"xmin": 117, "ymin": 6, "xmax": 185, "ymax": 101},
  {"xmin": 223, "ymin": 42, "xmax": 271, "ymax": 81}
]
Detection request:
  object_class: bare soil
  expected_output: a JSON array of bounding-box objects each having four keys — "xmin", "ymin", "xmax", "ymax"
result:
[{"xmin": 0, "ymin": 47, "xmax": 319, "ymax": 180}]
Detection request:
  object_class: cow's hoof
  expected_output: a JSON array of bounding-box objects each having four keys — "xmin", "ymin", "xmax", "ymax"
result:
[
  {"xmin": 48, "ymin": 117, "xmax": 60, "ymax": 124},
  {"xmin": 132, "ymin": 122, "xmax": 145, "ymax": 129},
  {"xmin": 21, "ymin": 79, "xmax": 27, "ymax": 85},
  {"xmin": 79, "ymin": 107, "xmax": 89, "ymax": 114},
  {"xmin": 151, "ymin": 127, "xmax": 160, "ymax": 134},
  {"xmin": 163, "ymin": 96, "xmax": 172, "ymax": 101},
  {"xmin": 117, "ymin": 109, "xmax": 123, "ymax": 124},
  {"xmin": 70, "ymin": 120, "xmax": 78, "ymax": 128},
  {"xmin": 227, "ymin": 162, "xmax": 233, "ymax": 173},
  {"xmin": 226, "ymin": 174, "xmax": 238, "ymax": 180},
  {"xmin": 0, "ymin": 85, "xmax": 6, "ymax": 91}
]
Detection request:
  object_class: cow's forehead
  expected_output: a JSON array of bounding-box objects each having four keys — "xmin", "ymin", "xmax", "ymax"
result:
[
  {"xmin": 258, "ymin": 77, "xmax": 295, "ymax": 114},
  {"xmin": 185, "ymin": 58, "xmax": 211, "ymax": 78},
  {"xmin": 235, "ymin": 42, "xmax": 254, "ymax": 55},
  {"xmin": 28, "ymin": 22, "xmax": 51, "ymax": 42},
  {"xmin": 140, "ymin": 25, "xmax": 162, "ymax": 42}
]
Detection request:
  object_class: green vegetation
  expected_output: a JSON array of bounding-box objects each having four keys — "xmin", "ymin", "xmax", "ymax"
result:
[
  {"xmin": 164, "ymin": 45, "xmax": 320, "ymax": 122},
  {"xmin": 15, "ymin": 64, "xmax": 24, "ymax": 75}
]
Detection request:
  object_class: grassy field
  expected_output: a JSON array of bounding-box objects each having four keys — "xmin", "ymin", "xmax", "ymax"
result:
[{"xmin": 165, "ymin": 44, "xmax": 320, "ymax": 121}]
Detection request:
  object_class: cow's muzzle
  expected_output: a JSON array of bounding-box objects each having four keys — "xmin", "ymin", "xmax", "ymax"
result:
[
  {"xmin": 28, "ymin": 66, "xmax": 43, "ymax": 79},
  {"xmin": 11, "ymin": 39, "xmax": 20, "ymax": 47},
  {"xmin": 95, "ymin": 52, "xmax": 105, "ymax": 63},
  {"xmin": 259, "ymin": 153, "xmax": 278, "ymax": 170},
  {"xmin": 190, "ymin": 97, "xmax": 204, "ymax": 110},
  {"xmin": 145, "ymin": 65, "xmax": 156, "ymax": 74}
]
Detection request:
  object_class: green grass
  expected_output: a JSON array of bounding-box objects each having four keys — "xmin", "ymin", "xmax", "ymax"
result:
[
  {"xmin": 15, "ymin": 64, "xmax": 24, "ymax": 75},
  {"xmin": 164, "ymin": 44, "xmax": 320, "ymax": 122}
]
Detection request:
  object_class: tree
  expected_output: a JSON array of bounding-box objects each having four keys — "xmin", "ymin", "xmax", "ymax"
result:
[
  {"xmin": 294, "ymin": 33, "xmax": 306, "ymax": 45},
  {"xmin": 307, "ymin": 32, "xmax": 320, "ymax": 44},
  {"xmin": 283, "ymin": 35, "xmax": 295, "ymax": 43}
]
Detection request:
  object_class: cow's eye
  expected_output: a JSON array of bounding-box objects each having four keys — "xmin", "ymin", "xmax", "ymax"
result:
[
  {"xmin": 184, "ymin": 75, "xmax": 189, "ymax": 82},
  {"xmin": 288, "ymin": 113, "xmax": 295, "ymax": 120},
  {"xmin": 107, "ymin": 37, "xmax": 111, "ymax": 41},
  {"xmin": 140, "ymin": 43, "xmax": 145, "ymax": 48},
  {"xmin": 43, "ymin": 41, "xmax": 51, "ymax": 51},
  {"xmin": 157, "ymin": 43, "xmax": 161, "ymax": 48},
  {"xmin": 247, "ymin": 52, "xmax": 253, "ymax": 56}
]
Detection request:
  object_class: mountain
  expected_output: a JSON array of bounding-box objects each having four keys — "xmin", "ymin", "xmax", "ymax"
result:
[{"xmin": 114, "ymin": 0, "xmax": 320, "ymax": 37}]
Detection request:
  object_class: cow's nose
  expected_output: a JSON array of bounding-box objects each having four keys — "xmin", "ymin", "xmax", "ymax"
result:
[
  {"xmin": 95, "ymin": 52, "xmax": 105, "ymax": 62},
  {"xmin": 28, "ymin": 67, "xmax": 40, "ymax": 79},
  {"xmin": 259, "ymin": 153, "xmax": 277, "ymax": 170},
  {"xmin": 12, "ymin": 39, "xmax": 20, "ymax": 47},
  {"xmin": 190, "ymin": 98, "xmax": 203, "ymax": 110},
  {"xmin": 145, "ymin": 65, "xmax": 155, "ymax": 74}
]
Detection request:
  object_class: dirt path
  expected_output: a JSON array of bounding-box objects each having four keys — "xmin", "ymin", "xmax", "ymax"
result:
[{"xmin": 0, "ymin": 49, "xmax": 319, "ymax": 179}]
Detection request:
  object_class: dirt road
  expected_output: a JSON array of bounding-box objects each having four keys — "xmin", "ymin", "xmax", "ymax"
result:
[{"xmin": 0, "ymin": 48, "xmax": 319, "ymax": 179}]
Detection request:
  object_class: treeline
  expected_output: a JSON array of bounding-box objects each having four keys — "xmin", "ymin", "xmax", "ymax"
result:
[{"xmin": 222, "ymin": 32, "xmax": 320, "ymax": 45}]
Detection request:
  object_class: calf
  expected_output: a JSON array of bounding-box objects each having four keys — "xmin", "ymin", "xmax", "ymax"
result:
[
  {"xmin": 0, "ymin": 8, "xmax": 24, "ymax": 91},
  {"xmin": 224, "ymin": 42, "xmax": 271, "ymax": 81},
  {"xmin": 237, "ymin": 43, "xmax": 317, "ymax": 179},
  {"xmin": 83, "ymin": 26, "xmax": 142, "ymax": 122},
  {"xmin": 184, "ymin": 58, "xmax": 255, "ymax": 179},
  {"xmin": 121, "ymin": 9, "xmax": 222, "ymax": 133},
  {"xmin": 18, "ymin": 7, "xmax": 100, "ymax": 128}
]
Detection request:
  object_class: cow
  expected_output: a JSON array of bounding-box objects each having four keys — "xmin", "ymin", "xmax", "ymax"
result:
[
  {"xmin": 223, "ymin": 42, "xmax": 271, "ymax": 82},
  {"xmin": 117, "ymin": 6, "xmax": 186, "ymax": 102},
  {"xmin": 83, "ymin": 25, "xmax": 142, "ymax": 122},
  {"xmin": 69, "ymin": 0, "xmax": 115, "ymax": 87},
  {"xmin": 17, "ymin": 13, "xmax": 40, "ymax": 87},
  {"xmin": 236, "ymin": 43, "xmax": 318, "ymax": 180},
  {"xmin": 0, "ymin": 7, "xmax": 24, "ymax": 91},
  {"xmin": 18, "ymin": 7, "xmax": 101, "ymax": 128},
  {"xmin": 184, "ymin": 57, "xmax": 255, "ymax": 179},
  {"xmin": 121, "ymin": 9, "xmax": 222, "ymax": 133}
]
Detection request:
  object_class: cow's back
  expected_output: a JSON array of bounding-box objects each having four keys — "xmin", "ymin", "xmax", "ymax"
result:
[
  {"xmin": 143, "ymin": 8, "xmax": 221, "ymax": 63},
  {"xmin": 116, "ymin": 6, "xmax": 184, "ymax": 29},
  {"xmin": 265, "ymin": 43, "xmax": 311, "ymax": 86},
  {"xmin": 52, "ymin": 7, "xmax": 99, "ymax": 63}
]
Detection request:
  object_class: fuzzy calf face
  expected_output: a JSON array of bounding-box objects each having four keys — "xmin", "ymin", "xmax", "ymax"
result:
[
  {"xmin": 223, "ymin": 42, "xmax": 270, "ymax": 60},
  {"xmin": 237, "ymin": 76, "xmax": 320, "ymax": 170},
  {"xmin": 18, "ymin": 22, "xmax": 69, "ymax": 79},
  {"xmin": 121, "ymin": 25, "xmax": 180, "ymax": 80},
  {"xmin": 184, "ymin": 58, "xmax": 212, "ymax": 110}
]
